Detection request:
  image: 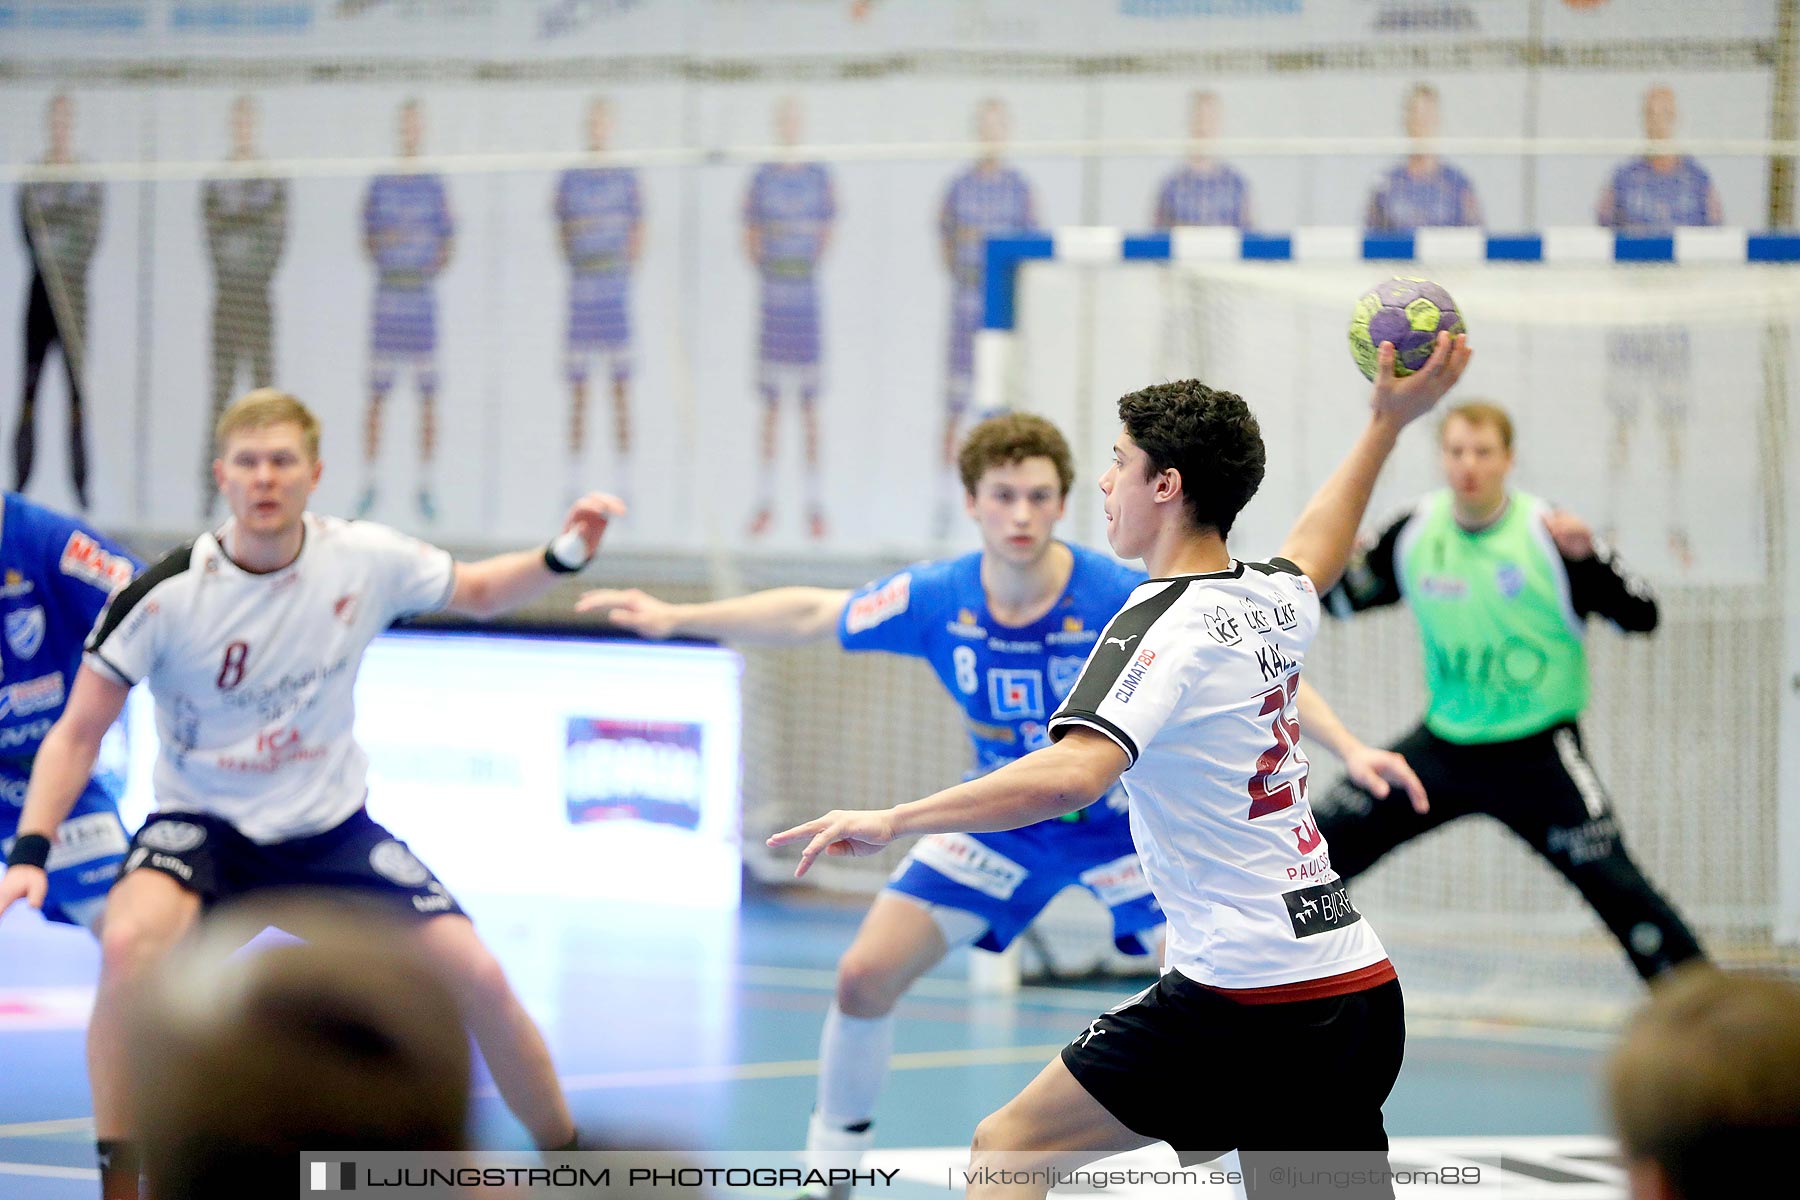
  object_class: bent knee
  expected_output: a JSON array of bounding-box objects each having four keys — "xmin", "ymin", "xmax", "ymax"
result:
[{"xmin": 834, "ymin": 953, "xmax": 905, "ymax": 1017}]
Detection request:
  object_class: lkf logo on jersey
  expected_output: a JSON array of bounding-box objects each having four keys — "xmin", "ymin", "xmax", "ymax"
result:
[
  {"xmin": 1048, "ymin": 655, "xmax": 1086, "ymax": 699},
  {"xmin": 59, "ymin": 532, "xmax": 133, "ymax": 593},
  {"xmin": 1273, "ymin": 599, "xmax": 1299, "ymax": 631},
  {"xmin": 1242, "ymin": 605, "xmax": 1273, "ymax": 634},
  {"xmin": 1495, "ymin": 562, "xmax": 1526, "ymax": 600},
  {"xmin": 987, "ymin": 669, "xmax": 1045, "ymax": 719},
  {"xmin": 1203, "ymin": 606, "xmax": 1242, "ymax": 646},
  {"xmin": 845, "ymin": 574, "xmax": 911, "ymax": 634},
  {"xmin": 4, "ymin": 606, "xmax": 45, "ymax": 659}
]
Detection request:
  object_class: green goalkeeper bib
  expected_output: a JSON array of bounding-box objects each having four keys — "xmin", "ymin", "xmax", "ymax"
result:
[{"xmin": 1395, "ymin": 490, "xmax": 1588, "ymax": 744}]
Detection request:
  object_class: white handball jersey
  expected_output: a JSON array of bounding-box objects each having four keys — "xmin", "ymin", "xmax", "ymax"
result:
[
  {"xmin": 84, "ymin": 514, "xmax": 454, "ymax": 842},
  {"xmin": 1048, "ymin": 558, "xmax": 1389, "ymax": 990}
]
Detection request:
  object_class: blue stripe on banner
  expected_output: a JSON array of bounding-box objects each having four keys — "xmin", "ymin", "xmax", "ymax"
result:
[
  {"xmin": 1748, "ymin": 234, "xmax": 1800, "ymax": 261},
  {"xmin": 1614, "ymin": 236, "xmax": 1674, "ymax": 262},
  {"xmin": 1241, "ymin": 234, "xmax": 1292, "ymax": 260},
  {"xmin": 1484, "ymin": 235, "xmax": 1543, "ymax": 261},
  {"xmin": 1363, "ymin": 234, "xmax": 1415, "ymax": 260},
  {"xmin": 1122, "ymin": 234, "xmax": 1172, "ymax": 260}
]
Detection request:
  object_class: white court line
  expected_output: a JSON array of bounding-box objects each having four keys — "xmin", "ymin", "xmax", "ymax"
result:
[
  {"xmin": 0, "ymin": 1118, "xmax": 93, "ymax": 1139},
  {"xmin": 0, "ymin": 1161, "xmax": 98, "ymax": 1180}
]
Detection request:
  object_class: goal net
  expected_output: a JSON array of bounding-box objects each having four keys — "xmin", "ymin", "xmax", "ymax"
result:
[{"xmin": 971, "ymin": 232, "xmax": 1800, "ymax": 1024}]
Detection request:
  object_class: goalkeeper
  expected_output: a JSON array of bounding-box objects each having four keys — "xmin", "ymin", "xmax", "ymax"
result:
[{"xmin": 1313, "ymin": 400, "xmax": 1704, "ymax": 981}]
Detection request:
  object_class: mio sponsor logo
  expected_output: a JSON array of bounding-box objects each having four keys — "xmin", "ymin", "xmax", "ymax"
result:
[{"xmin": 1203, "ymin": 606, "xmax": 1242, "ymax": 646}]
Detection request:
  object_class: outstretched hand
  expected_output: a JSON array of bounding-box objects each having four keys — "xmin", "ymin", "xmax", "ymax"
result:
[
  {"xmin": 766, "ymin": 809, "xmax": 900, "ymax": 878},
  {"xmin": 1370, "ymin": 332, "xmax": 1472, "ymax": 429},
  {"xmin": 573, "ymin": 587, "xmax": 682, "ymax": 639}
]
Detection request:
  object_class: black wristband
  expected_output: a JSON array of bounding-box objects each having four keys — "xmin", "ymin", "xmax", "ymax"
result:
[
  {"xmin": 543, "ymin": 543, "xmax": 583, "ymax": 574},
  {"xmin": 6, "ymin": 833, "xmax": 50, "ymax": 870}
]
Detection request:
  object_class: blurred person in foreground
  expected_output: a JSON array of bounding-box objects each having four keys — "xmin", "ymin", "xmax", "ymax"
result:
[{"xmin": 1608, "ymin": 964, "xmax": 1800, "ymax": 1200}]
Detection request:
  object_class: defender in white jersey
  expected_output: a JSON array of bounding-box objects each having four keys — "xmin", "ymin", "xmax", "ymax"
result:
[
  {"xmin": 0, "ymin": 389, "xmax": 621, "ymax": 1200},
  {"xmin": 772, "ymin": 335, "xmax": 1470, "ymax": 1197}
]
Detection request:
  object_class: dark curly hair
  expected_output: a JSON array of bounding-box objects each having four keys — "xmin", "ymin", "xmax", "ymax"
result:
[{"xmin": 1116, "ymin": 380, "xmax": 1266, "ymax": 538}]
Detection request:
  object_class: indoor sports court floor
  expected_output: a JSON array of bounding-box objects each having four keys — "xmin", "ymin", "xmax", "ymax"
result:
[{"xmin": 0, "ymin": 888, "xmax": 1629, "ymax": 1198}]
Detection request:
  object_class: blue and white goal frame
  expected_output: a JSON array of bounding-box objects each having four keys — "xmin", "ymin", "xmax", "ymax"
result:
[{"xmin": 972, "ymin": 224, "xmax": 1800, "ymax": 949}]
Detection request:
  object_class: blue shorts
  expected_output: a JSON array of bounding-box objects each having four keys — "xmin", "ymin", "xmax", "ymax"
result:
[
  {"xmin": 886, "ymin": 800, "xmax": 1161, "ymax": 954},
  {"xmin": 1, "ymin": 765, "xmax": 130, "ymax": 930},
  {"xmin": 122, "ymin": 807, "xmax": 464, "ymax": 920}
]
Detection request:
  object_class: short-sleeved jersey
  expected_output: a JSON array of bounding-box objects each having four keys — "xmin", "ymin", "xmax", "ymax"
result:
[
  {"xmin": 940, "ymin": 164, "xmax": 1037, "ymax": 289},
  {"xmin": 363, "ymin": 173, "xmax": 453, "ymax": 284},
  {"xmin": 839, "ymin": 546, "xmax": 1144, "ymax": 783},
  {"xmin": 556, "ymin": 166, "xmax": 641, "ymax": 275},
  {"xmin": 1048, "ymin": 559, "xmax": 1389, "ymax": 990},
  {"xmin": 0, "ymin": 492, "xmax": 138, "ymax": 763},
  {"xmin": 203, "ymin": 174, "xmax": 287, "ymax": 284},
  {"xmin": 1597, "ymin": 157, "xmax": 1718, "ymax": 233},
  {"xmin": 1365, "ymin": 161, "xmax": 1480, "ymax": 230},
  {"xmin": 83, "ymin": 514, "xmax": 455, "ymax": 843},
  {"xmin": 743, "ymin": 162, "xmax": 836, "ymax": 279},
  {"xmin": 1153, "ymin": 162, "xmax": 1251, "ymax": 230}
]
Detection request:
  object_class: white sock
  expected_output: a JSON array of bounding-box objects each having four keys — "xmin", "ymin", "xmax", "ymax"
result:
[
  {"xmin": 804, "ymin": 1110, "xmax": 877, "ymax": 1183},
  {"xmin": 805, "ymin": 1004, "xmax": 890, "ymax": 1172}
]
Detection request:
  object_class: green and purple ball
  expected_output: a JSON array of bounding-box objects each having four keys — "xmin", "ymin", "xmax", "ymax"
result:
[{"xmin": 1348, "ymin": 277, "xmax": 1465, "ymax": 380}]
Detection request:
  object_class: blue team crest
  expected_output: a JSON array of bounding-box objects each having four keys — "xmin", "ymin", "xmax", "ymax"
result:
[
  {"xmin": 1495, "ymin": 562, "xmax": 1526, "ymax": 600},
  {"xmin": 4, "ymin": 606, "xmax": 45, "ymax": 659},
  {"xmin": 987, "ymin": 669, "xmax": 1045, "ymax": 720},
  {"xmin": 1048, "ymin": 655, "xmax": 1087, "ymax": 699}
]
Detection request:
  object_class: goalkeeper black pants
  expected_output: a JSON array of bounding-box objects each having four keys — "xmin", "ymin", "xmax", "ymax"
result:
[{"xmin": 1312, "ymin": 720, "xmax": 1705, "ymax": 981}]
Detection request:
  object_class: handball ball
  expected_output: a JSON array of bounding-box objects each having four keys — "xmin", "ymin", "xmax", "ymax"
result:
[{"xmin": 1348, "ymin": 277, "xmax": 1465, "ymax": 380}]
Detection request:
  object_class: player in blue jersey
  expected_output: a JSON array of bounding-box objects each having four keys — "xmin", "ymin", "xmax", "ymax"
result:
[
  {"xmin": 743, "ymin": 97, "xmax": 838, "ymax": 541},
  {"xmin": 0, "ymin": 491, "xmax": 138, "ymax": 932},
  {"xmin": 358, "ymin": 98, "xmax": 455, "ymax": 523},
  {"xmin": 1595, "ymin": 84, "xmax": 1721, "ymax": 572},
  {"xmin": 575, "ymin": 413, "xmax": 1409, "ymax": 1199},
  {"xmin": 1152, "ymin": 90, "xmax": 1253, "ymax": 231},
  {"xmin": 935, "ymin": 99, "xmax": 1038, "ymax": 537},
  {"xmin": 557, "ymin": 98, "xmax": 643, "ymax": 511},
  {"xmin": 1364, "ymin": 83, "xmax": 1482, "ymax": 231}
]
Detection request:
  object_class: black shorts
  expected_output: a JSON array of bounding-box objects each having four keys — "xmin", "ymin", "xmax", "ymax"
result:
[
  {"xmin": 1061, "ymin": 970, "xmax": 1404, "ymax": 1190},
  {"xmin": 121, "ymin": 808, "xmax": 465, "ymax": 920}
]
